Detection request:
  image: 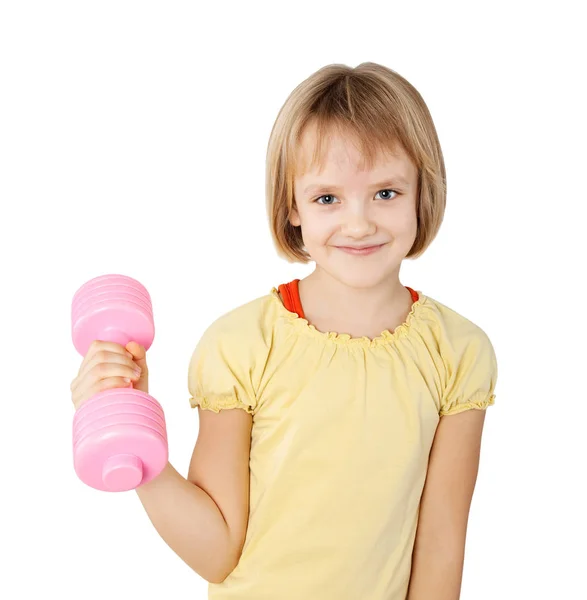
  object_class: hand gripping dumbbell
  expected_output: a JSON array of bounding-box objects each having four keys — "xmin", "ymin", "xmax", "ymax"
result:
[{"xmin": 71, "ymin": 274, "xmax": 168, "ymax": 492}]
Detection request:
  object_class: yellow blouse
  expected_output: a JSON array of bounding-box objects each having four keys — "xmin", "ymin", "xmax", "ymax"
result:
[{"xmin": 187, "ymin": 287, "xmax": 498, "ymax": 599}]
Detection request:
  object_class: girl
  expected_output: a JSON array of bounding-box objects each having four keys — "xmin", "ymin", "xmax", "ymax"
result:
[{"xmin": 72, "ymin": 62, "xmax": 498, "ymax": 599}]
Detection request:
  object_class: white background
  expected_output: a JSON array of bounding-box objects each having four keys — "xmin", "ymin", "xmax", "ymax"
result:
[{"xmin": 1, "ymin": 1, "xmax": 585, "ymax": 598}]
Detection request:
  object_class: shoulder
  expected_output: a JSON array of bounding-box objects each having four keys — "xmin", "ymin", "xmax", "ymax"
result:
[
  {"xmin": 422, "ymin": 294, "xmax": 498, "ymax": 415},
  {"xmin": 420, "ymin": 292, "xmax": 498, "ymax": 388},
  {"xmin": 187, "ymin": 291, "xmax": 280, "ymax": 413},
  {"xmin": 195, "ymin": 290, "xmax": 280, "ymax": 357},
  {"xmin": 421, "ymin": 293, "xmax": 495, "ymax": 352}
]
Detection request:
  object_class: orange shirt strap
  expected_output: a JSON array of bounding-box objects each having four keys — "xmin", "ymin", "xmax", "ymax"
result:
[
  {"xmin": 279, "ymin": 280, "xmax": 418, "ymax": 319},
  {"xmin": 278, "ymin": 279, "xmax": 305, "ymax": 319},
  {"xmin": 405, "ymin": 286, "xmax": 419, "ymax": 303}
]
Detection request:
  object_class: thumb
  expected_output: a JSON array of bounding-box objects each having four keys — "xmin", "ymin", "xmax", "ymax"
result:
[{"xmin": 125, "ymin": 341, "xmax": 148, "ymax": 372}]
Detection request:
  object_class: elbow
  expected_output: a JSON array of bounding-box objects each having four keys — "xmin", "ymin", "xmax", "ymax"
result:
[
  {"xmin": 206, "ymin": 524, "xmax": 246, "ymax": 584},
  {"xmin": 206, "ymin": 542, "xmax": 242, "ymax": 584},
  {"xmin": 208, "ymin": 558, "xmax": 238, "ymax": 584}
]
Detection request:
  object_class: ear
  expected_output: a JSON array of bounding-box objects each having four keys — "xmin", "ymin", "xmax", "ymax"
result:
[{"xmin": 289, "ymin": 205, "xmax": 301, "ymax": 227}]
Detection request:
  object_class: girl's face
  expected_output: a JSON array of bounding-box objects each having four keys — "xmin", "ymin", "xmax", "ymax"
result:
[{"xmin": 291, "ymin": 125, "xmax": 419, "ymax": 289}]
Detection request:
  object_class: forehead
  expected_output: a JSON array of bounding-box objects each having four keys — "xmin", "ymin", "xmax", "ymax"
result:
[{"xmin": 294, "ymin": 122, "xmax": 410, "ymax": 178}]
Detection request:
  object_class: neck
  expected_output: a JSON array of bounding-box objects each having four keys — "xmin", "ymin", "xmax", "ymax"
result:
[{"xmin": 299, "ymin": 266, "xmax": 411, "ymax": 337}]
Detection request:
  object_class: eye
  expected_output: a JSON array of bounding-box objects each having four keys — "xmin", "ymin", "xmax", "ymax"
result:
[
  {"xmin": 314, "ymin": 189, "xmax": 399, "ymax": 204},
  {"xmin": 376, "ymin": 189, "xmax": 399, "ymax": 200},
  {"xmin": 315, "ymin": 194, "xmax": 339, "ymax": 205}
]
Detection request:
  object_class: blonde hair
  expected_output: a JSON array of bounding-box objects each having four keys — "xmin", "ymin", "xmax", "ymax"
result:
[{"xmin": 265, "ymin": 62, "xmax": 447, "ymax": 263}]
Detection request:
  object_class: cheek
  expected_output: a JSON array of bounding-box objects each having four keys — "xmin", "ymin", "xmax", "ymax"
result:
[
  {"xmin": 382, "ymin": 205, "xmax": 417, "ymax": 232},
  {"xmin": 300, "ymin": 212, "xmax": 336, "ymax": 242}
]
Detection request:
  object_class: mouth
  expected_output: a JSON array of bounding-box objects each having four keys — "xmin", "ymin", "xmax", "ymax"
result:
[{"xmin": 334, "ymin": 243, "xmax": 386, "ymax": 256}]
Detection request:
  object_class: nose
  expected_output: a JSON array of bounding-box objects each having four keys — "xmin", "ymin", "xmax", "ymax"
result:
[{"xmin": 339, "ymin": 202, "xmax": 376, "ymax": 238}]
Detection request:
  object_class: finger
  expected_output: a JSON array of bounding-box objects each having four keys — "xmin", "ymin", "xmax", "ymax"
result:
[
  {"xmin": 73, "ymin": 376, "xmax": 135, "ymax": 410},
  {"xmin": 125, "ymin": 341, "xmax": 148, "ymax": 374},
  {"xmin": 88, "ymin": 354, "xmax": 141, "ymax": 383},
  {"xmin": 126, "ymin": 341, "xmax": 146, "ymax": 361},
  {"xmin": 82, "ymin": 360, "xmax": 142, "ymax": 396},
  {"xmin": 73, "ymin": 349, "xmax": 138, "ymax": 392},
  {"xmin": 81, "ymin": 340, "xmax": 134, "ymax": 367}
]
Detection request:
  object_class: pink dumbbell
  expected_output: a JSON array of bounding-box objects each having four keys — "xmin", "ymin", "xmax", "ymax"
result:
[{"xmin": 71, "ymin": 274, "xmax": 168, "ymax": 492}]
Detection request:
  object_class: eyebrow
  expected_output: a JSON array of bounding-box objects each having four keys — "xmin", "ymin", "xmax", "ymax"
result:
[{"xmin": 303, "ymin": 177, "xmax": 410, "ymax": 195}]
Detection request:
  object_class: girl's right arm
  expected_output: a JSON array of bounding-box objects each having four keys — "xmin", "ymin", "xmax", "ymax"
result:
[
  {"xmin": 135, "ymin": 408, "xmax": 252, "ymax": 584},
  {"xmin": 70, "ymin": 340, "xmax": 252, "ymax": 584}
]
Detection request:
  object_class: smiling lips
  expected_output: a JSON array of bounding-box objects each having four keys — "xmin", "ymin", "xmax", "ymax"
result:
[{"xmin": 334, "ymin": 243, "xmax": 386, "ymax": 255}]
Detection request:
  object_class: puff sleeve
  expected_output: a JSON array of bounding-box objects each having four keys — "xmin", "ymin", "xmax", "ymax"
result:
[
  {"xmin": 187, "ymin": 316, "xmax": 259, "ymax": 415},
  {"xmin": 439, "ymin": 325, "xmax": 498, "ymax": 417}
]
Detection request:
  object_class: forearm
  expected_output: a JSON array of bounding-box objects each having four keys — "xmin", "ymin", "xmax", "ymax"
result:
[
  {"xmin": 135, "ymin": 461, "xmax": 234, "ymax": 584},
  {"xmin": 406, "ymin": 541, "xmax": 465, "ymax": 600}
]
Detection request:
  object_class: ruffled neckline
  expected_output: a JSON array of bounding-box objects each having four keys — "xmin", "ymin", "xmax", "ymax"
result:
[{"xmin": 269, "ymin": 287, "xmax": 429, "ymax": 348}]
